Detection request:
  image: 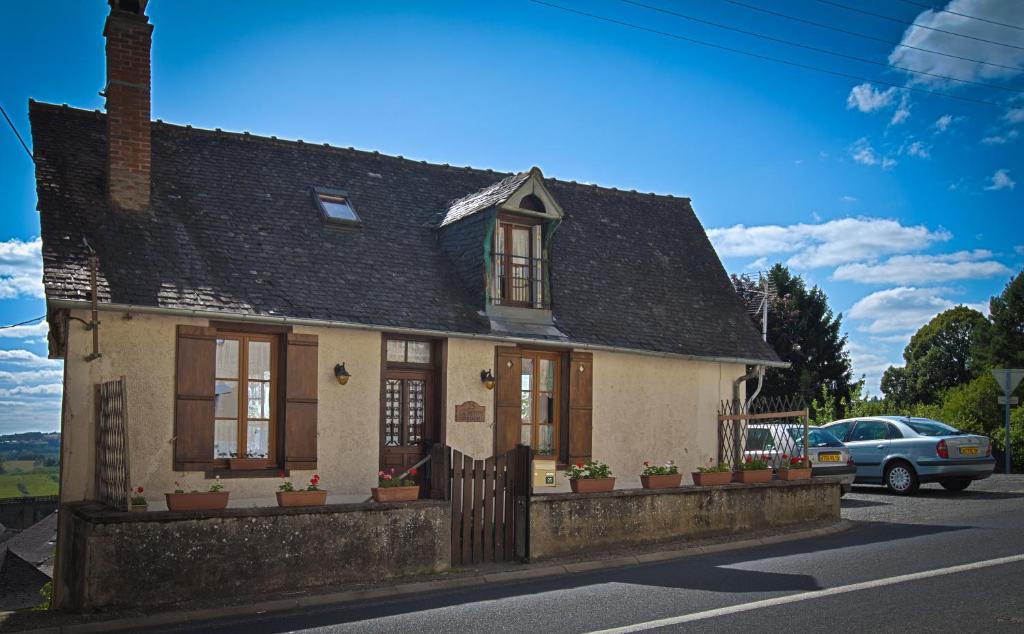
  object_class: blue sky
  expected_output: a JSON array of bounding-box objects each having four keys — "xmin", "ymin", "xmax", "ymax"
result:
[{"xmin": 0, "ymin": 0, "xmax": 1021, "ymax": 434}]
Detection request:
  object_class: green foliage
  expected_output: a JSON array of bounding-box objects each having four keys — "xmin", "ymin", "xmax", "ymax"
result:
[
  {"xmin": 565, "ymin": 460, "xmax": 612, "ymax": 480},
  {"xmin": 0, "ymin": 469, "xmax": 60, "ymax": 499},
  {"xmin": 810, "ymin": 384, "xmax": 849, "ymax": 425},
  {"xmin": 982, "ymin": 269, "xmax": 1024, "ymax": 368},
  {"xmin": 732, "ymin": 264, "xmax": 855, "ymax": 417},
  {"xmin": 34, "ymin": 581, "xmax": 53, "ymax": 611}
]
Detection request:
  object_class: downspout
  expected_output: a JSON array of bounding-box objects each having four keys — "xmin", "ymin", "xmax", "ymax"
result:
[{"xmin": 730, "ymin": 364, "xmax": 765, "ymax": 470}]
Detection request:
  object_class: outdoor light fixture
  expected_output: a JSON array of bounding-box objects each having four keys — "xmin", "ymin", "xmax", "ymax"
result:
[
  {"xmin": 334, "ymin": 363, "xmax": 351, "ymax": 385},
  {"xmin": 480, "ymin": 369, "xmax": 496, "ymax": 390}
]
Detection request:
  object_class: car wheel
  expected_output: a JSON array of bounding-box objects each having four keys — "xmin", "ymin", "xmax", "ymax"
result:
[
  {"xmin": 940, "ymin": 478, "xmax": 971, "ymax": 492},
  {"xmin": 884, "ymin": 461, "xmax": 919, "ymax": 495}
]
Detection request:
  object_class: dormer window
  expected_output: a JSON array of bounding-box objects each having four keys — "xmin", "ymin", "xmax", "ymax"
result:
[
  {"xmin": 493, "ymin": 218, "xmax": 545, "ymax": 308},
  {"xmin": 518, "ymin": 194, "xmax": 546, "ymax": 213},
  {"xmin": 314, "ymin": 188, "xmax": 361, "ymax": 225}
]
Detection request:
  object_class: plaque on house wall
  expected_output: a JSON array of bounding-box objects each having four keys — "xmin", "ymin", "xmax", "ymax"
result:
[{"xmin": 455, "ymin": 401, "xmax": 486, "ymax": 423}]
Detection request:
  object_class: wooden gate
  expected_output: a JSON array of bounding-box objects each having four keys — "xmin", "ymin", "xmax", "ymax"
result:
[{"xmin": 429, "ymin": 443, "xmax": 531, "ymax": 565}]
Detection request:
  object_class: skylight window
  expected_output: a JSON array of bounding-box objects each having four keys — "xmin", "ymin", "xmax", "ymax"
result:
[{"xmin": 314, "ymin": 188, "xmax": 361, "ymax": 225}]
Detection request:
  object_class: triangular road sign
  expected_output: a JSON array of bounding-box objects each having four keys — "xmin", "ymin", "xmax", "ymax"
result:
[{"xmin": 992, "ymin": 369, "xmax": 1024, "ymax": 396}]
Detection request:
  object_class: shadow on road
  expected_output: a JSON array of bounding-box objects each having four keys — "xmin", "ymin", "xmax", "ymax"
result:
[
  {"xmin": 841, "ymin": 497, "xmax": 890, "ymax": 509},
  {"xmin": 849, "ymin": 485, "xmax": 1024, "ymax": 501}
]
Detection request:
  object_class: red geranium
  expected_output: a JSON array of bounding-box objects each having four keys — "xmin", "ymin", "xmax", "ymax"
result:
[{"xmin": 409, "ymin": 468, "xmax": 418, "ymax": 476}]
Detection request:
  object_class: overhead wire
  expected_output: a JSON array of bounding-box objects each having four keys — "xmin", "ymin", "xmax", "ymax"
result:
[
  {"xmin": 528, "ymin": 0, "xmax": 1006, "ymax": 107},
  {"xmin": 892, "ymin": 0, "xmax": 1024, "ymax": 32},
  {"xmin": 0, "ymin": 102, "xmax": 34, "ymax": 162},
  {"xmin": 620, "ymin": 0, "xmax": 1024, "ymax": 94},
  {"xmin": 0, "ymin": 316, "xmax": 46, "ymax": 330}
]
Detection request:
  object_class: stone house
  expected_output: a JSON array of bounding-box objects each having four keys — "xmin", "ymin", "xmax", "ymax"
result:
[{"xmin": 33, "ymin": 2, "xmax": 779, "ymax": 509}]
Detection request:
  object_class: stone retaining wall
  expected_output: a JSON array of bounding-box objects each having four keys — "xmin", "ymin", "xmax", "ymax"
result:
[
  {"xmin": 528, "ymin": 478, "xmax": 841, "ymax": 560},
  {"xmin": 56, "ymin": 499, "xmax": 450, "ymax": 610}
]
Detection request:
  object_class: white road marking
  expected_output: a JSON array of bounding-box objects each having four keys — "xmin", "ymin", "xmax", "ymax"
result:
[{"xmin": 586, "ymin": 553, "xmax": 1024, "ymax": 633}]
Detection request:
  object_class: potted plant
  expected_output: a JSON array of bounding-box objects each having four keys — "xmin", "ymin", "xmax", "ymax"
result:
[
  {"xmin": 371, "ymin": 467, "xmax": 420, "ymax": 502},
  {"xmin": 276, "ymin": 472, "xmax": 328, "ymax": 506},
  {"xmin": 777, "ymin": 455, "xmax": 812, "ymax": 481},
  {"xmin": 734, "ymin": 456, "xmax": 773, "ymax": 483},
  {"xmin": 691, "ymin": 459, "xmax": 733, "ymax": 486},
  {"xmin": 164, "ymin": 476, "xmax": 230, "ymax": 511},
  {"xmin": 228, "ymin": 451, "xmax": 270, "ymax": 471},
  {"xmin": 129, "ymin": 485, "xmax": 147, "ymax": 512},
  {"xmin": 565, "ymin": 460, "xmax": 615, "ymax": 493},
  {"xmin": 640, "ymin": 460, "xmax": 682, "ymax": 489}
]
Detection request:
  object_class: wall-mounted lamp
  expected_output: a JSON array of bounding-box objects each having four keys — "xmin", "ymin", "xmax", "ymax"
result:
[
  {"xmin": 480, "ymin": 369, "xmax": 496, "ymax": 390},
  {"xmin": 334, "ymin": 363, "xmax": 351, "ymax": 385}
]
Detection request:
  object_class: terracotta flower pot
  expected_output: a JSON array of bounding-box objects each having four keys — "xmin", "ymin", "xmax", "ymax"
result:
[
  {"xmin": 164, "ymin": 491, "xmax": 229, "ymax": 512},
  {"xmin": 229, "ymin": 458, "xmax": 269, "ymax": 471},
  {"xmin": 733, "ymin": 469, "xmax": 772, "ymax": 484},
  {"xmin": 692, "ymin": 471, "xmax": 733, "ymax": 486},
  {"xmin": 276, "ymin": 490, "xmax": 328, "ymax": 507},
  {"xmin": 129, "ymin": 503, "xmax": 148, "ymax": 513},
  {"xmin": 778, "ymin": 468, "xmax": 812, "ymax": 481},
  {"xmin": 641, "ymin": 473, "xmax": 682, "ymax": 489},
  {"xmin": 371, "ymin": 485, "xmax": 420, "ymax": 503},
  {"xmin": 570, "ymin": 477, "xmax": 616, "ymax": 493}
]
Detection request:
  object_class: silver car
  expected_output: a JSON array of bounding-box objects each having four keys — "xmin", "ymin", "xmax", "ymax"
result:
[
  {"xmin": 820, "ymin": 416, "xmax": 995, "ymax": 495},
  {"xmin": 745, "ymin": 425, "xmax": 856, "ymax": 493}
]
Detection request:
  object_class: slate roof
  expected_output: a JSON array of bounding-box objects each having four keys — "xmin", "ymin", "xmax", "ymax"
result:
[
  {"xmin": 31, "ymin": 102, "xmax": 779, "ymax": 364},
  {"xmin": 440, "ymin": 171, "xmax": 531, "ymax": 227}
]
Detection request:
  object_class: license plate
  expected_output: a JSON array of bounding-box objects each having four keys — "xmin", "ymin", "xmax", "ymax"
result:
[
  {"xmin": 959, "ymin": 446, "xmax": 979, "ymax": 456},
  {"xmin": 818, "ymin": 453, "xmax": 841, "ymax": 462}
]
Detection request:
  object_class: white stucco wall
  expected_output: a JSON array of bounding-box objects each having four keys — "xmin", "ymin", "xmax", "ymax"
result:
[{"xmin": 443, "ymin": 338, "xmax": 497, "ymax": 459}]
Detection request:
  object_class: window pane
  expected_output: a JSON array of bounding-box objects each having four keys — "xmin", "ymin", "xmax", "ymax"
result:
[
  {"xmin": 215, "ymin": 380, "xmax": 238, "ymax": 418},
  {"xmin": 214, "ymin": 420, "xmax": 237, "ymax": 459},
  {"xmin": 851, "ymin": 421, "xmax": 888, "ymax": 441},
  {"xmin": 521, "ymin": 424, "xmax": 532, "ymax": 446},
  {"xmin": 521, "ymin": 358, "xmax": 533, "ymax": 390},
  {"xmin": 538, "ymin": 393, "xmax": 552, "ymax": 424},
  {"xmin": 520, "ymin": 391, "xmax": 532, "ymax": 424},
  {"xmin": 384, "ymin": 379, "xmax": 402, "ymax": 447},
  {"xmin": 246, "ymin": 420, "xmax": 269, "ymax": 458},
  {"xmin": 538, "ymin": 425, "xmax": 553, "ymax": 453},
  {"xmin": 216, "ymin": 339, "xmax": 238, "ymax": 378},
  {"xmin": 539, "ymin": 359, "xmax": 554, "ymax": 392},
  {"xmin": 386, "ymin": 340, "xmax": 406, "ymax": 363},
  {"xmin": 248, "ymin": 341, "xmax": 271, "ymax": 380},
  {"xmin": 248, "ymin": 381, "xmax": 270, "ymax": 419},
  {"xmin": 406, "ymin": 341, "xmax": 431, "ymax": 364},
  {"xmin": 320, "ymin": 196, "xmax": 358, "ymax": 221},
  {"xmin": 407, "ymin": 380, "xmax": 425, "ymax": 445}
]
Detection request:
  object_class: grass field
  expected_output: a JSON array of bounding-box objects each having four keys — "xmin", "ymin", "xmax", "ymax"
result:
[{"xmin": 0, "ymin": 470, "xmax": 59, "ymax": 498}]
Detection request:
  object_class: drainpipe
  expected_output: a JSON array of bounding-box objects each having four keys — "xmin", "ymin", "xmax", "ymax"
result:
[{"xmin": 731, "ymin": 365, "xmax": 765, "ymax": 470}]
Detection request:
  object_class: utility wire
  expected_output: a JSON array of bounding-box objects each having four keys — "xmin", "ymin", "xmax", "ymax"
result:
[
  {"xmin": 893, "ymin": 0, "xmax": 1024, "ymax": 32},
  {"xmin": 813, "ymin": 0, "xmax": 1024, "ymax": 51},
  {"xmin": 0, "ymin": 316, "xmax": 45, "ymax": 330},
  {"xmin": 528, "ymin": 0, "xmax": 1004, "ymax": 107},
  {"xmin": 0, "ymin": 103, "xmax": 33, "ymax": 162},
  {"xmin": 718, "ymin": 0, "xmax": 1023, "ymax": 72},
  {"xmin": 620, "ymin": 0, "xmax": 1023, "ymax": 93}
]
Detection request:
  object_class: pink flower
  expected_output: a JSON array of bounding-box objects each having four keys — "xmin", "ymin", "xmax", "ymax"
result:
[
  {"xmin": 409, "ymin": 468, "xmax": 418, "ymax": 476},
  {"xmin": 136, "ymin": 486, "xmax": 144, "ymax": 494}
]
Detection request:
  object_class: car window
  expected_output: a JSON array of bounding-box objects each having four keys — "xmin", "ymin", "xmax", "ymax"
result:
[
  {"xmin": 824, "ymin": 421, "xmax": 853, "ymax": 442},
  {"xmin": 849, "ymin": 420, "xmax": 889, "ymax": 442},
  {"xmin": 786, "ymin": 428, "xmax": 843, "ymax": 447},
  {"xmin": 746, "ymin": 428, "xmax": 776, "ymax": 451},
  {"xmin": 887, "ymin": 423, "xmax": 903, "ymax": 439},
  {"xmin": 904, "ymin": 419, "xmax": 963, "ymax": 436}
]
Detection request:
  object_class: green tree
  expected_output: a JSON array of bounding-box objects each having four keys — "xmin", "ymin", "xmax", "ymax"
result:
[
  {"xmin": 982, "ymin": 269, "xmax": 1024, "ymax": 369},
  {"xmin": 881, "ymin": 306, "xmax": 989, "ymax": 405},
  {"xmin": 732, "ymin": 263, "xmax": 855, "ymax": 417}
]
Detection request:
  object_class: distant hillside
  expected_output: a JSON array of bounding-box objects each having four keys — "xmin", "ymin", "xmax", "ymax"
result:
[{"xmin": 0, "ymin": 432, "xmax": 60, "ymax": 464}]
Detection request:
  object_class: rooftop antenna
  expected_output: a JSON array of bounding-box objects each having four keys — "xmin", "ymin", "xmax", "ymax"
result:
[{"xmin": 743, "ymin": 272, "xmax": 777, "ymax": 342}]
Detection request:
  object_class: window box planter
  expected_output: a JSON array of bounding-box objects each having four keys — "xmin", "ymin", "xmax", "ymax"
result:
[
  {"xmin": 570, "ymin": 478, "xmax": 615, "ymax": 493},
  {"xmin": 276, "ymin": 490, "xmax": 328, "ymax": 507},
  {"xmin": 733, "ymin": 469, "xmax": 772, "ymax": 484},
  {"xmin": 640, "ymin": 473, "xmax": 682, "ymax": 489},
  {"xmin": 691, "ymin": 471, "xmax": 732, "ymax": 486},
  {"xmin": 165, "ymin": 491, "xmax": 230, "ymax": 512},
  {"xmin": 777, "ymin": 468, "xmax": 812, "ymax": 481},
  {"xmin": 371, "ymin": 486, "xmax": 420, "ymax": 503},
  {"xmin": 228, "ymin": 458, "xmax": 269, "ymax": 471}
]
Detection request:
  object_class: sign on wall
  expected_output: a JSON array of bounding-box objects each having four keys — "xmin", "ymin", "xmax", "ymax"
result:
[{"xmin": 454, "ymin": 401, "xmax": 486, "ymax": 423}]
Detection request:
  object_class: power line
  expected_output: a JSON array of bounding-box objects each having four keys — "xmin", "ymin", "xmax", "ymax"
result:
[
  {"xmin": 0, "ymin": 316, "xmax": 45, "ymax": 330},
  {"xmin": 528, "ymin": 0, "xmax": 1005, "ymax": 107},
  {"xmin": 718, "ymin": 0, "xmax": 1023, "ymax": 72},
  {"xmin": 813, "ymin": 0, "xmax": 1024, "ymax": 51},
  {"xmin": 893, "ymin": 0, "xmax": 1024, "ymax": 32},
  {"xmin": 0, "ymin": 103, "xmax": 33, "ymax": 162},
  {"xmin": 620, "ymin": 0, "xmax": 1023, "ymax": 94}
]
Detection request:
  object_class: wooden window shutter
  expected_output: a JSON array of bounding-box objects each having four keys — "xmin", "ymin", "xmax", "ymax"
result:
[
  {"xmin": 568, "ymin": 351, "xmax": 593, "ymax": 464},
  {"xmin": 174, "ymin": 325, "xmax": 217, "ymax": 471},
  {"xmin": 494, "ymin": 346, "xmax": 522, "ymax": 456},
  {"xmin": 284, "ymin": 333, "xmax": 319, "ymax": 470}
]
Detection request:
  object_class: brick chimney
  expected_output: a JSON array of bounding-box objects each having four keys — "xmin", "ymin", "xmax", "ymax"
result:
[{"xmin": 103, "ymin": 0, "xmax": 152, "ymax": 210}]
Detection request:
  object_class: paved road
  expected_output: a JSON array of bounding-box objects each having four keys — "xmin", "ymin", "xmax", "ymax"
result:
[{"xmin": 158, "ymin": 476, "xmax": 1024, "ymax": 633}]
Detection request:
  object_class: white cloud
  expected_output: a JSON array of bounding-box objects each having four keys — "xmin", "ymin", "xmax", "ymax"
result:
[
  {"xmin": 0, "ymin": 237, "xmax": 44, "ymax": 299},
  {"xmin": 846, "ymin": 83, "xmax": 896, "ymax": 113},
  {"xmin": 707, "ymin": 217, "xmax": 951, "ymax": 269},
  {"xmin": 0, "ymin": 383, "xmax": 62, "ymax": 397},
  {"xmin": 848, "ymin": 287, "xmax": 987, "ymax": 335},
  {"xmin": 981, "ymin": 129, "xmax": 1019, "ymax": 145},
  {"xmin": 841, "ymin": 196, "xmax": 857, "ymax": 203},
  {"xmin": 881, "ymin": 157, "xmax": 897, "ymax": 170},
  {"xmin": 902, "ymin": 140, "xmax": 931, "ymax": 159},
  {"xmin": 0, "ymin": 321, "xmax": 48, "ymax": 339},
  {"xmin": 0, "ymin": 369, "xmax": 63, "ymax": 383},
  {"xmin": 1006, "ymin": 108, "xmax": 1024, "ymax": 124},
  {"xmin": 833, "ymin": 250, "xmax": 1011, "ymax": 284},
  {"xmin": 850, "ymin": 138, "xmax": 897, "ymax": 169},
  {"xmin": 890, "ymin": 95, "xmax": 911, "ymax": 125},
  {"xmin": 935, "ymin": 114, "xmax": 954, "ymax": 132},
  {"xmin": 0, "ymin": 349, "xmax": 60, "ymax": 367},
  {"xmin": 1015, "ymin": 245, "xmax": 1024, "ymax": 256},
  {"xmin": 984, "ymin": 168, "xmax": 1016, "ymax": 191},
  {"xmin": 887, "ymin": 0, "xmax": 1024, "ymax": 88}
]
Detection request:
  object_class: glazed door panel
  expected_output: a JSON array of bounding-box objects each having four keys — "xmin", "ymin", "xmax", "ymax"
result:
[{"xmin": 381, "ymin": 371, "xmax": 434, "ymax": 471}]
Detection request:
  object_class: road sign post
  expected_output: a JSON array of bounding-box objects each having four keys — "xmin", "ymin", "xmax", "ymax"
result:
[{"xmin": 992, "ymin": 369, "xmax": 1024, "ymax": 475}]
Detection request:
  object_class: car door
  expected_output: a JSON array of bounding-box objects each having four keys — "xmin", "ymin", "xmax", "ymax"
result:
[{"xmin": 846, "ymin": 420, "xmax": 892, "ymax": 481}]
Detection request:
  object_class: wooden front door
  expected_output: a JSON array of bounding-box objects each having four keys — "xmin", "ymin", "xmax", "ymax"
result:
[{"xmin": 381, "ymin": 370, "xmax": 434, "ymax": 471}]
